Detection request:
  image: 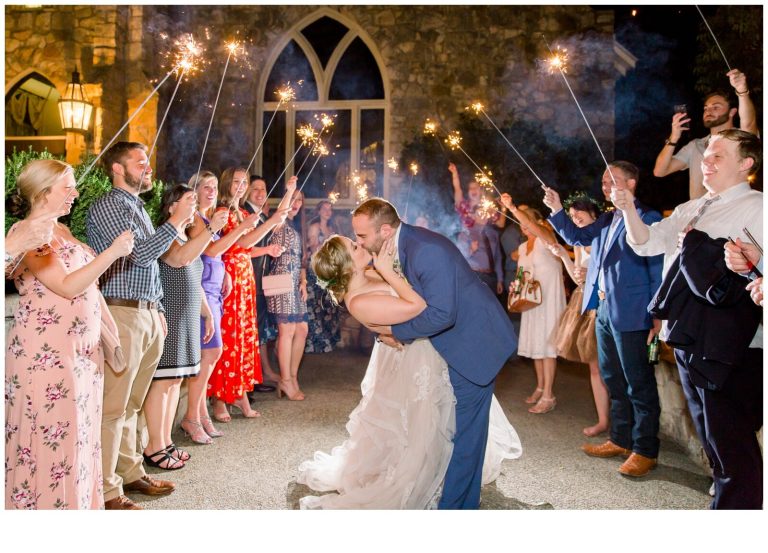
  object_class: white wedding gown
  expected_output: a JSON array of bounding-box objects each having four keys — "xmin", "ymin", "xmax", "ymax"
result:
[{"xmin": 297, "ymin": 338, "xmax": 522, "ymax": 509}]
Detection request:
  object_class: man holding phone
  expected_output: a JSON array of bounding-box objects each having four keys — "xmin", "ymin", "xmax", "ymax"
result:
[{"xmin": 653, "ymin": 68, "xmax": 758, "ymax": 200}]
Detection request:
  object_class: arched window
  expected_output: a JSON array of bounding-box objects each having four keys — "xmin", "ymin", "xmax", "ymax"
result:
[
  {"xmin": 258, "ymin": 13, "xmax": 388, "ymax": 206},
  {"xmin": 5, "ymin": 72, "xmax": 66, "ymax": 155}
]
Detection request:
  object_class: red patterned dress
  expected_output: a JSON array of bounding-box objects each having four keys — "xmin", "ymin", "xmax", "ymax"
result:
[{"xmin": 207, "ymin": 208, "xmax": 262, "ymax": 403}]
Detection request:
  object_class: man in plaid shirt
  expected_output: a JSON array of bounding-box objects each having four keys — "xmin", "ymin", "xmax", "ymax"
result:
[{"xmin": 87, "ymin": 141, "xmax": 194, "ymax": 509}]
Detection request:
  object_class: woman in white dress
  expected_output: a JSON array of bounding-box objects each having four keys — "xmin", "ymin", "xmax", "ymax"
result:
[
  {"xmin": 298, "ymin": 235, "xmax": 521, "ymax": 509},
  {"xmin": 500, "ymin": 196, "xmax": 566, "ymax": 414}
]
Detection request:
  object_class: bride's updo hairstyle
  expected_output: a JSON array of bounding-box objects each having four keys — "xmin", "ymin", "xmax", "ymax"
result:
[{"xmin": 311, "ymin": 235, "xmax": 354, "ymax": 304}]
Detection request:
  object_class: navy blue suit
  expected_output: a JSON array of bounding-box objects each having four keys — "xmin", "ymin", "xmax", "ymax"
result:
[
  {"xmin": 549, "ymin": 202, "xmax": 664, "ymax": 457},
  {"xmin": 391, "ymin": 223, "xmax": 517, "ymax": 508}
]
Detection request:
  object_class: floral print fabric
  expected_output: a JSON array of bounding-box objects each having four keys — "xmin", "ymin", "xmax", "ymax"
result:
[
  {"xmin": 208, "ymin": 208, "xmax": 262, "ymax": 403},
  {"xmin": 5, "ymin": 239, "xmax": 104, "ymax": 509}
]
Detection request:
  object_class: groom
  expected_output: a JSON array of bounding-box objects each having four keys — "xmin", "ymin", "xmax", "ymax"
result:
[{"xmin": 352, "ymin": 198, "xmax": 517, "ymax": 509}]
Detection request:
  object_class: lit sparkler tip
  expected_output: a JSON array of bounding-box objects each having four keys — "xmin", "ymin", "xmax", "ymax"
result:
[
  {"xmin": 409, "ymin": 162, "xmax": 419, "ymax": 176},
  {"xmin": 297, "ymin": 123, "xmax": 318, "ymax": 146},
  {"xmin": 226, "ymin": 40, "xmax": 240, "ymax": 55},
  {"xmin": 466, "ymin": 102, "xmax": 485, "ymax": 115},
  {"xmin": 547, "ymin": 46, "xmax": 569, "ymax": 74},
  {"xmin": 423, "ymin": 118, "xmax": 438, "ymax": 136},
  {"xmin": 317, "ymin": 113, "xmax": 335, "ymax": 129},
  {"xmin": 276, "ymin": 82, "xmax": 297, "ymax": 103},
  {"xmin": 328, "ymin": 191, "xmax": 340, "ymax": 204},
  {"xmin": 446, "ymin": 130, "xmax": 462, "ymax": 150},
  {"xmin": 314, "ymin": 143, "xmax": 330, "ymax": 156},
  {"xmin": 387, "ymin": 158, "xmax": 399, "ymax": 172},
  {"xmin": 170, "ymin": 33, "xmax": 205, "ymax": 75}
]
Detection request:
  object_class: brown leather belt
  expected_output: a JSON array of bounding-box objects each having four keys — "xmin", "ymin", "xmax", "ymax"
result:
[
  {"xmin": 597, "ymin": 290, "xmax": 606, "ymax": 301},
  {"xmin": 105, "ymin": 298, "xmax": 158, "ymax": 310}
]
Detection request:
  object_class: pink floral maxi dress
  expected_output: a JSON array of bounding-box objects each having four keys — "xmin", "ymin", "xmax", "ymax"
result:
[{"xmin": 5, "ymin": 239, "xmax": 104, "ymax": 509}]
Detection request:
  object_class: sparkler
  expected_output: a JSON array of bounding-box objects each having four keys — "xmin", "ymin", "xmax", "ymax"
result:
[
  {"xmin": 403, "ymin": 161, "xmax": 419, "ymax": 221},
  {"xmin": 328, "ymin": 191, "xmax": 340, "ymax": 204},
  {"xmin": 423, "ymin": 118, "xmax": 448, "ymax": 158},
  {"xmin": 244, "ymin": 82, "xmax": 298, "ymax": 177},
  {"xmin": 295, "ymin": 114, "xmax": 335, "ymax": 177},
  {"xmin": 542, "ymin": 36, "xmax": 616, "ymax": 186},
  {"xmin": 297, "ymin": 135, "xmax": 332, "ymax": 194},
  {"xmin": 443, "ymin": 129, "xmax": 502, "ymax": 196},
  {"xmin": 387, "ymin": 158, "xmax": 399, "ymax": 173},
  {"xmin": 695, "ymin": 5, "xmax": 732, "ymax": 71},
  {"xmin": 193, "ymin": 40, "xmax": 238, "ymax": 188},
  {"xmin": 466, "ymin": 101, "xmax": 548, "ymax": 188}
]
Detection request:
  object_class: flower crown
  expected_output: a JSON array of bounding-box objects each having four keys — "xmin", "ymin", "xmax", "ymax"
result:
[{"xmin": 562, "ymin": 191, "xmax": 603, "ymax": 213}]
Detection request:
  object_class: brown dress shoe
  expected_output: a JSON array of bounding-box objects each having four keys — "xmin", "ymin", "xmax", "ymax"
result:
[
  {"xmin": 124, "ymin": 475, "xmax": 176, "ymax": 496},
  {"xmin": 104, "ymin": 495, "xmax": 143, "ymax": 510},
  {"xmin": 581, "ymin": 440, "xmax": 632, "ymax": 458},
  {"xmin": 618, "ymin": 453, "xmax": 657, "ymax": 477}
]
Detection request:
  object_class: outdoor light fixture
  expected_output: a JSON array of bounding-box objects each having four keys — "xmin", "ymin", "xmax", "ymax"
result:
[{"xmin": 58, "ymin": 68, "xmax": 93, "ymax": 133}]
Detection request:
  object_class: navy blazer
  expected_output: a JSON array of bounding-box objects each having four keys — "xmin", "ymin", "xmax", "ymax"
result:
[
  {"xmin": 549, "ymin": 201, "xmax": 663, "ymax": 332},
  {"xmin": 391, "ymin": 223, "xmax": 517, "ymax": 386}
]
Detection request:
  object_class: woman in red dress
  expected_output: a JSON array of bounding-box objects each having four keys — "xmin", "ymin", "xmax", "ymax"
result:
[{"xmin": 207, "ymin": 167, "xmax": 292, "ymax": 422}]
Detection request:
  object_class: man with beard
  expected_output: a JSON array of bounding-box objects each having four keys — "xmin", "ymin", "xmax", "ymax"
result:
[
  {"xmin": 653, "ymin": 68, "xmax": 758, "ymax": 200},
  {"xmin": 87, "ymin": 142, "xmax": 194, "ymax": 509}
]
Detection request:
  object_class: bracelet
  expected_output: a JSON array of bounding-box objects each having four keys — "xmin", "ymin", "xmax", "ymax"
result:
[
  {"xmin": 664, "ymin": 138, "xmax": 678, "ymax": 147},
  {"xmin": 205, "ymin": 223, "xmax": 215, "ymax": 237},
  {"xmin": 736, "ymin": 89, "xmax": 750, "ymax": 97}
]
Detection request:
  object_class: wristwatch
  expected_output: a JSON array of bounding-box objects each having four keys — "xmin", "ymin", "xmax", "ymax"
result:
[{"xmin": 664, "ymin": 138, "xmax": 678, "ymax": 147}]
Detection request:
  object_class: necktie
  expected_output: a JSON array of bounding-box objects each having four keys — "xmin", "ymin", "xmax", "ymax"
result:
[{"xmin": 685, "ymin": 194, "xmax": 720, "ymax": 230}]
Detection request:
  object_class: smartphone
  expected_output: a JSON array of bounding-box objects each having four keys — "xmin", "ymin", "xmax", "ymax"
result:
[{"xmin": 674, "ymin": 104, "xmax": 687, "ymax": 115}]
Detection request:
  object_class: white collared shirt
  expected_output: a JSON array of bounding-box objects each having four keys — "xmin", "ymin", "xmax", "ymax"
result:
[
  {"xmin": 628, "ymin": 182, "xmax": 763, "ymax": 346},
  {"xmin": 393, "ymin": 222, "xmax": 403, "ymax": 266}
]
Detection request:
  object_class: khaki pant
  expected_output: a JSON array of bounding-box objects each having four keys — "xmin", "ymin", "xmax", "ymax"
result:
[{"xmin": 101, "ymin": 306, "xmax": 164, "ymax": 501}]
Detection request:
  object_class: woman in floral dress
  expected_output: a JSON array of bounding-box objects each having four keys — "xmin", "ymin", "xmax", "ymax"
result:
[
  {"xmin": 207, "ymin": 168, "xmax": 293, "ymax": 421},
  {"xmin": 5, "ymin": 159, "xmax": 133, "ymax": 509},
  {"xmin": 267, "ymin": 189, "xmax": 309, "ymax": 400},
  {"xmin": 304, "ymin": 200, "xmax": 341, "ymax": 353}
]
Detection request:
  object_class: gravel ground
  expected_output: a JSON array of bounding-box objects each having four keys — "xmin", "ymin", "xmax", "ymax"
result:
[{"xmin": 132, "ymin": 348, "xmax": 711, "ymax": 511}]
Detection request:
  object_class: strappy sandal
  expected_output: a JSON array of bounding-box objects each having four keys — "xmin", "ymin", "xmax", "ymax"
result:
[
  {"xmin": 166, "ymin": 443, "xmax": 191, "ymax": 462},
  {"xmin": 525, "ymin": 388, "xmax": 544, "ymax": 404},
  {"xmin": 201, "ymin": 416, "xmax": 224, "ymax": 438},
  {"xmin": 528, "ymin": 396, "xmax": 557, "ymax": 414},
  {"xmin": 143, "ymin": 447, "xmax": 185, "ymax": 470}
]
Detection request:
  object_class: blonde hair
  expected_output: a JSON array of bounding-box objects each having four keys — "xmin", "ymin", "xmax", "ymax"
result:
[
  {"xmin": 310, "ymin": 235, "xmax": 354, "ymax": 304},
  {"xmin": 16, "ymin": 159, "xmax": 73, "ymax": 210},
  {"xmin": 189, "ymin": 170, "xmax": 218, "ymax": 219}
]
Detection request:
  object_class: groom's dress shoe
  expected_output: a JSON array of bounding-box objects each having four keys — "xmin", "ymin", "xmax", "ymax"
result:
[
  {"xmin": 618, "ymin": 453, "xmax": 657, "ymax": 477},
  {"xmin": 581, "ymin": 440, "xmax": 632, "ymax": 458}
]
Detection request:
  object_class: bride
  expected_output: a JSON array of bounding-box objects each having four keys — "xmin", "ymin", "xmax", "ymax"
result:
[{"xmin": 297, "ymin": 235, "xmax": 521, "ymax": 509}]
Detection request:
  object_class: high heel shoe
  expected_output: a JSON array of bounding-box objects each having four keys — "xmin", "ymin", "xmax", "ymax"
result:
[
  {"xmin": 180, "ymin": 418, "xmax": 213, "ymax": 445},
  {"xmin": 277, "ymin": 379, "xmax": 305, "ymax": 401},
  {"xmin": 201, "ymin": 416, "xmax": 224, "ymax": 438},
  {"xmin": 212, "ymin": 399, "xmax": 231, "ymax": 423},
  {"xmin": 528, "ymin": 396, "xmax": 557, "ymax": 414},
  {"xmin": 291, "ymin": 377, "xmax": 306, "ymax": 400},
  {"xmin": 525, "ymin": 388, "xmax": 544, "ymax": 404},
  {"xmin": 230, "ymin": 396, "xmax": 261, "ymax": 418}
]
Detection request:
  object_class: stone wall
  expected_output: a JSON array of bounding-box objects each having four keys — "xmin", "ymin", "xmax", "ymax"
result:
[
  {"xmin": 5, "ymin": 5, "xmax": 157, "ymax": 166},
  {"xmin": 136, "ymin": 5, "xmax": 617, "ymax": 183}
]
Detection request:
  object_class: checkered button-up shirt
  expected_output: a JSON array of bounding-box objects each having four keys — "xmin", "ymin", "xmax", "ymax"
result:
[{"xmin": 86, "ymin": 187, "xmax": 177, "ymax": 311}]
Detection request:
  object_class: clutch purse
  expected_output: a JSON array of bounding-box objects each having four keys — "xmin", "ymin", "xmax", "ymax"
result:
[{"xmin": 262, "ymin": 273, "xmax": 293, "ymax": 296}]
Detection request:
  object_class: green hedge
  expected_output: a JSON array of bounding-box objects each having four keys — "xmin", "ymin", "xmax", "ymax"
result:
[{"xmin": 5, "ymin": 147, "xmax": 165, "ymax": 243}]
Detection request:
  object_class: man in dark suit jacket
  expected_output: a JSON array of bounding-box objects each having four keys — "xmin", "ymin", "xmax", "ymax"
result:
[
  {"xmin": 243, "ymin": 175, "xmax": 280, "ymax": 390},
  {"xmin": 352, "ymin": 199, "xmax": 517, "ymax": 509},
  {"xmin": 545, "ymin": 161, "xmax": 664, "ymax": 478}
]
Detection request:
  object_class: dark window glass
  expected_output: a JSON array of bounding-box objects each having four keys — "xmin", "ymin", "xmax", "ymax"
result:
[
  {"xmin": 264, "ymin": 40, "xmax": 318, "ymax": 102},
  {"xmin": 288, "ymin": 110, "xmax": 351, "ymax": 200},
  {"xmin": 300, "ymin": 16, "xmax": 349, "ymax": 69},
  {"xmin": 260, "ymin": 110, "xmax": 287, "ymax": 193},
  {"xmin": 360, "ymin": 109, "xmax": 385, "ymax": 198},
  {"xmin": 329, "ymin": 37, "xmax": 384, "ymax": 100}
]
